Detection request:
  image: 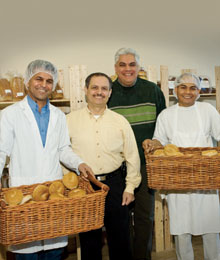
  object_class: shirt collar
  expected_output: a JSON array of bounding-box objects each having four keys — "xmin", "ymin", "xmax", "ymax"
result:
[
  {"xmin": 27, "ymin": 95, "xmax": 50, "ymax": 113},
  {"xmin": 85, "ymin": 105, "xmax": 108, "ymax": 117}
]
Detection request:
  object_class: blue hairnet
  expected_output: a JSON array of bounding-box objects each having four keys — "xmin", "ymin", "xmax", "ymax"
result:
[{"xmin": 24, "ymin": 60, "xmax": 58, "ymax": 90}]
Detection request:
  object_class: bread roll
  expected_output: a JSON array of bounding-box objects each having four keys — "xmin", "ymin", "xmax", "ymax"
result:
[
  {"xmin": 20, "ymin": 195, "xmax": 32, "ymax": 205},
  {"xmin": 153, "ymin": 149, "xmax": 165, "ymax": 156},
  {"xmin": 63, "ymin": 172, "xmax": 79, "ymax": 190},
  {"xmin": 202, "ymin": 150, "xmax": 218, "ymax": 156},
  {"xmin": 49, "ymin": 193, "xmax": 65, "ymax": 200},
  {"xmin": 68, "ymin": 188, "xmax": 86, "ymax": 198},
  {"xmin": 4, "ymin": 189, "xmax": 23, "ymax": 206},
  {"xmin": 164, "ymin": 144, "xmax": 179, "ymax": 155},
  {"xmin": 32, "ymin": 185, "xmax": 49, "ymax": 201},
  {"xmin": 49, "ymin": 181, "xmax": 65, "ymax": 195}
]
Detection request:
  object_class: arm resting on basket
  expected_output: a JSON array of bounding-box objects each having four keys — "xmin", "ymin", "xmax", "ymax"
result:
[
  {"xmin": 86, "ymin": 172, "xmax": 109, "ymax": 192},
  {"xmin": 78, "ymin": 163, "xmax": 96, "ymax": 181},
  {"xmin": 142, "ymin": 139, "xmax": 163, "ymax": 153}
]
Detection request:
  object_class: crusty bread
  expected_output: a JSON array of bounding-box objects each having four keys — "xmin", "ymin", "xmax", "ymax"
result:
[
  {"xmin": 49, "ymin": 193, "xmax": 65, "ymax": 200},
  {"xmin": 49, "ymin": 181, "xmax": 65, "ymax": 195},
  {"xmin": 68, "ymin": 188, "xmax": 86, "ymax": 198},
  {"xmin": 32, "ymin": 185, "xmax": 49, "ymax": 201},
  {"xmin": 63, "ymin": 172, "xmax": 79, "ymax": 190},
  {"xmin": 202, "ymin": 150, "xmax": 218, "ymax": 156},
  {"xmin": 164, "ymin": 144, "xmax": 179, "ymax": 156},
  {"xmin": 20, "ymin": 195, "xmax": 32, "ymax": 205},
  {"xmin": 4, "ymin": 189, "xmax": 23, "ymax": 206},
  {"xmin": 153, "ymin": 149, "xmax": 165, "ymax": 156},
  {"xmin": 10, "ymin": 77, "xmax": 26, "ymax": 101}
]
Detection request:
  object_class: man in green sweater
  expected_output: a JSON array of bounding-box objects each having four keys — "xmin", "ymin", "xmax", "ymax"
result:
[{"xmin": 108, "ymin": 47, "xmax": 166, "ymax": 260}]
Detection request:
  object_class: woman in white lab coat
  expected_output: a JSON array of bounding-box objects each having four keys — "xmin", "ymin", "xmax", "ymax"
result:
[
  {"xmin": 0, "ymin": 60, "xmax": 93, "ymax": 260},
  {"xmin": 143, "ymin": 73, "xmax": 220, "ymax": 260}
]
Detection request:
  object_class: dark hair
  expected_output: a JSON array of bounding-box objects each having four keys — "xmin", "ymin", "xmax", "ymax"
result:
[{"xmin": 85, "ymin": 72, "xmax": 112, "ymax": 89}]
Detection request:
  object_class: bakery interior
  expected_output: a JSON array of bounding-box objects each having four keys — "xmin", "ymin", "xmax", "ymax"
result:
[{"xmin": 1, "ymin": 0, "xmax": 220, "ymax": 259}]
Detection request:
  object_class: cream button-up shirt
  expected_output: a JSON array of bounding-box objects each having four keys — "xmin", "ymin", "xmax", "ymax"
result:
[{"xmin": 66, "ymin": 106, "xmax": 141, "ymax": 194}]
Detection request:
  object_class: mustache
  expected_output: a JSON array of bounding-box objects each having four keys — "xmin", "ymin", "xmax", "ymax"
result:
[{"xmin": 93, "ymin": 94, "xmax": 105, "ymax": 98}]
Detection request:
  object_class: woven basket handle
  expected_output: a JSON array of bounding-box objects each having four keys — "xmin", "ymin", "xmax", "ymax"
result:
[{"xmin": 87, "ymin": 172, "xmax": 109, "ymax": 192}]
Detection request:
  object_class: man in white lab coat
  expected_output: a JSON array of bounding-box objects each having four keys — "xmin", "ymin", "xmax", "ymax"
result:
[
  {"xmin": 143, "ymin": 73, "xmax": 220, "ymax": 260},
  {"xmin": 0, "ymin": 60, "xmax": 94, "ymax": 260}
]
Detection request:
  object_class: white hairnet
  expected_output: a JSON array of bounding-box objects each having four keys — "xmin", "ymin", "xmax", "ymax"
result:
[
  {"xmin": 173, "ymin": 73, "xmax": 201, "ymax": 100},
  {"xmin": 24, "ymin": 60, "xmax": 58, "ymax": 90}
]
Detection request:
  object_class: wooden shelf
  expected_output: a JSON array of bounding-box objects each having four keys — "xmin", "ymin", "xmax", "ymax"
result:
[{"xmin": 0, "ymin": 99, "xmax": 70, "ymax": 109}]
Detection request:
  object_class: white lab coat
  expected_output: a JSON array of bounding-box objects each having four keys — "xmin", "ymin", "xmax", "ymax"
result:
[
  {"xmin": 0, "ymin": 97, "xmax": 83, "ymax": 253},
  {"xmin": 153, "ymin": 102, "xmax": 220, "ymax": 235}
]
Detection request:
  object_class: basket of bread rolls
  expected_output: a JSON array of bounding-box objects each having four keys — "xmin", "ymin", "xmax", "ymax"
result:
[
  {"xmin": 145, "ymin": 145, "xmax": 220, "ymax": 190},
  {"xmin": 0, "ymin": 172, "xmax": 109, "ymax": 246}
]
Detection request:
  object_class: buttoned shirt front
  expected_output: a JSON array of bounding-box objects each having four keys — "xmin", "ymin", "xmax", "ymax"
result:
[{"xmin": 66, "ymin": 106, "xmax": 141, "ymax": 194}]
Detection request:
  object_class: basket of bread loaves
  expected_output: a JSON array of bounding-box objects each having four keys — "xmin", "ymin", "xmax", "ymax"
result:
[
  {"xmin": 0, "ymin": 172, "xmax": 109, "ymax": 246},
  {"xmin": 145, "ymin": 144, "xmax": 220, "ymax": 190}
]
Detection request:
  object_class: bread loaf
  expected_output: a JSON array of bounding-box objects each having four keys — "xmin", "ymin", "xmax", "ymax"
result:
[
  {"xmin": 10, "ymin": 77, "xmax": 26, "ymax": 101},
  {"xmin": 0, "ymin": 78, "xmax": 13, "ymax": 101}
]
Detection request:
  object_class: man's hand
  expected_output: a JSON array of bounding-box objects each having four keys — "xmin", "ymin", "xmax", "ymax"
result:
[
  {"xmin": 78, "ymin": 163, "xmax": 95, "ymax": 181},
  {"xmin": 122, "ymin": 191, "xmax": 134, "ymax": 206},
  {"xmin": 142, "ymin": 139, "xmax": 163, "ymax": 153}
]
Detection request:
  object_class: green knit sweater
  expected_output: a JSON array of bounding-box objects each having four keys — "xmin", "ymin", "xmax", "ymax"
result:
[{"xmin": 108, "ymin": 77, "xmax": 166, "ymax": 165}]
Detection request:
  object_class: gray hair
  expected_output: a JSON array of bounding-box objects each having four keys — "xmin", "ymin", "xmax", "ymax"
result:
[
  {"xmin": 24, "ymin": 60, "xmax": 58, "ymax": 91},
  {"xmin": 114, "ymin": 47, "xmax": 140, "ymax": 65}
]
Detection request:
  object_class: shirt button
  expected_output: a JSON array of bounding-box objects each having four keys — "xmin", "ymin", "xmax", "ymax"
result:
[
  {"xmin": 96, "ymin": 131, "xmax": 98, "ymax": 133},
  {"xmin": 99, "ymin": 168, "xmax": 102, "ymax": 171},
  {"xmin": 97, "ymin": 143, "xmax": 99, "ymax": 145},
  {"xmin": 97, "ymin": 155, "xmax": 100, "ymax": 158}
]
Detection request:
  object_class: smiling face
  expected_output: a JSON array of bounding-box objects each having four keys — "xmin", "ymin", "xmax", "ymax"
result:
[
  {"xmin": 175, "ymin": 82, "xmax": 200, "ymax": 107},
  {"xmin": 27, "ymin": 72, "xmax": 53, "ymax": 106},
  {"xmin": 85, "ymin": 76, "xmax": 112, "ymax": 111},
  {"xmin": 115, "ymin": 54, "xmax": 140, "ymax": 87}
]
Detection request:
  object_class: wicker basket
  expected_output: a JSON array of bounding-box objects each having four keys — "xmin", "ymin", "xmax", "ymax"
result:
[
  {"xmin": 0, "ymin": 175, "xmax": 108, "ymax": 246},
  {"xmin": 145, "ymin": 147, "xmax": 220, "ymax": 190}
]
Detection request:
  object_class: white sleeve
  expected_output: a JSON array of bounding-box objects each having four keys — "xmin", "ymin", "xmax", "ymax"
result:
[
  {"xmin": 153, "ymin": 111, "xmax": 169, "ymax": 145},
  {"xmin": 58, "ymin": 113, "xmax": 84, "ymax": 174},
  {"xmin": 0, "ymin": 109, "xmax": 14, "ymax": 177},
  {"xmin": 208, "ymin": 104, "xmax": 220, "ymax": 141}
]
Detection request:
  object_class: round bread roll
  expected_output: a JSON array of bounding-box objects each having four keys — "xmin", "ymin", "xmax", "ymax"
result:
[
  {"xmin": 164, "ymin": 144, "xmax": 179, "ymax": 156},
  {"xmin": 202, "ymin": 150, "xmax": 218, "ymax": 156},
  {"xmin": 32, "ymin": 185, "xmax": 49, "ymax": 201},
  {"xmin": 4, "ymin": 189, "xmax": 23, "ymax": 206},
  {"xmin": 49, "ymin": 181, "xmax": 65, "ymax": 195},
  {"xmin": 172, "ymin": 152, "xmax": 184, "ymax": 156},
  {"xmin": 20, "ymin": 195, "xmax": 33, "ymax": 205},
  {"xmin": 68, "ymin": 188, "xmax": 86, "ymax": 198},
  {"xmin": 153, "ymin": 149, "xmax": 165, "ymax": 156},
  {"xmin": 63, "ymin": 172, "xmax": 79, "ymax": 190},
  {"xmin": 49, "ymin": 193, "xmax": 65, "ymax": 200},
  {"xmin": 27, "ymin": 200, "xmax": 36, "ymax": 204}
]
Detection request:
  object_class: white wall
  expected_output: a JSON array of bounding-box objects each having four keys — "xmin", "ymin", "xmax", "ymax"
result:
[{"xmin": 1, "ymin": 0, "xmax": 220, "ymax": 92}]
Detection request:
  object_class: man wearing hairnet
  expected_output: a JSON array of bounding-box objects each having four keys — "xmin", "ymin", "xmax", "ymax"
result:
[
  {"xmin": 0, "ymin": 60, "xmax": 94, "ymax": 260},
  {"xmin": 143, "ymin": 73, "xmax": 220, "ymax": 260}
]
